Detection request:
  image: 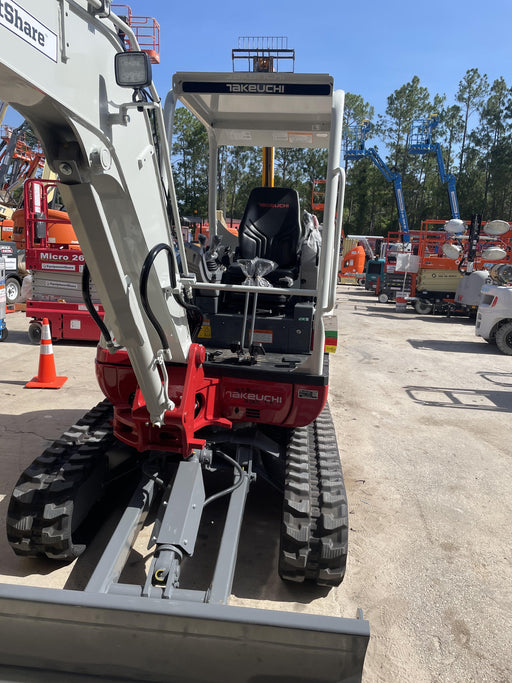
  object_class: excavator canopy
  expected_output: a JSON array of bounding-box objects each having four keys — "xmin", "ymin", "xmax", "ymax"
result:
[{"xmin": 172, "ymin": 71, "xmax": 334, "ymax": 149}]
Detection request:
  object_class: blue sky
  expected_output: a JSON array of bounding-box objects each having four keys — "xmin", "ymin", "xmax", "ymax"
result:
[
  {"xmin": 4, "ymin": 0, "xmax": 512, "ymax": 138},
  {"xmin": 127, "ymin": 0, "xmax": 511, "ymax": 123}
]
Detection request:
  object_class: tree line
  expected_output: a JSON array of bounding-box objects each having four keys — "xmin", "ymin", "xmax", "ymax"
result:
[
  {"xmin": 170, "ymin": 67, "xmax": 512, "ymax": 234},
  {"xmin": 343, "ymin": 68, "xmax": 512, "ymax": 235},
  {"xmin": 171, "ymin": 106, "xmax": 328, "ymax": 226}
]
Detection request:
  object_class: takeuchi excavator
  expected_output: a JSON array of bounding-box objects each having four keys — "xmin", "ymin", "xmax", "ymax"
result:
[{"xmin": 0, "ymin": 2, "xmax": 369, "ymax": 680}]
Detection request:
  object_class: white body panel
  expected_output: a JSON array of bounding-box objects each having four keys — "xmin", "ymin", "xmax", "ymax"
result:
[{"xmin": 476, "ymin": 284, "xmax": 512, "ymax": 340}]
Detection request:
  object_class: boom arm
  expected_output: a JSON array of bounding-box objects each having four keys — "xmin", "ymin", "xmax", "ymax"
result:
[
  {"xmin": 408, "ymin": 115, "xmax": 460, "ymax": 219},
  {"xmin": 345, "ymin": 126, "xmax": 410, "ymax": 242},
  {"xmin": 366, "ymin": 149, "xmax": 410, "ymax": 238},
  {"xmin": 433, "ymin": 145, "xmax": 460, "ymax": 219},
  {"xmin": 0, "ymin": 0, "xmax": 192, "ymax": 425}
]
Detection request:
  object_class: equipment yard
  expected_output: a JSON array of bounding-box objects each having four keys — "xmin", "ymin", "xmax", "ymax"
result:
[
  {"xmin": 0, "ymin": 2, "xmax": 511, "ymax": 681},
  {"xmin": 1, "ymin": 287, "xmax": 510, "ymax": 682}
]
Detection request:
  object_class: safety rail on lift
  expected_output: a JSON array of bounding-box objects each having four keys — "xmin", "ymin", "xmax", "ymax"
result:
[
  {"xmin": 386, "ymin": 223, "xmax": 463, "ymax": 262},
  {"xmin": 112, "ymin": 4, "xmax": 160, "ymax": 64},
  {"xmin": 343, "ymin": 120, "xmax": 372, "ymax": 157},
  {"xmin": 312, "ymin": 179, "xmax": 326, "ymax": 211},
  {"xmin": 0, "ymin": 123, "xmax": 45, "ymax": 204},
  {"xmin": 232, "ymin": 36, "xmax": 295, "ymax": 73},
  {"xmin": 386, "ymin": 228, "xmax": 443, "ymax": 261},
  {"xmin": 21, "ymin": 179, "xmax": 78, "ymax": 253},
  {"xmin": 382, "ymin": 228, "xmax": 442, "ymax": 300},
  {"xmin": 0, "ymin": 125, "xmax": 43, "ymax": 162}
]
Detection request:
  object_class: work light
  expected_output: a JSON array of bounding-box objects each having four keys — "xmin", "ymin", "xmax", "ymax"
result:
[
  {"xmin": 481, "ymin": 246, "xmax": 507, "ymax": 261},
  {"xmin": 442, "ymin": 242, "xmax": 462, "ymax": 259},
  {"xmin": 444, "ymin": 219, "xmax": 465, "ymax": 234},
  {"xmin": 483, "ymin": 220, "xmax": 510, "ymax": 236},
  {"xmin": 115, "ymin": 51, "xmax": 152, "ymax": 89}
]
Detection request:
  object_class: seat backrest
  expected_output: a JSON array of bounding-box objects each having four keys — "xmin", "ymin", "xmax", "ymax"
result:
[{"xmin": 237, "ymin": 187, "xmax": 301, "ymax": 268}]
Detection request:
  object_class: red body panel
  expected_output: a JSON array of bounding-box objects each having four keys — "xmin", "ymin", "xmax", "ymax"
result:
[
  {"xmin": 26, "ymin": 300, "xmax": 104, "ymax": 341},
  {"xmin": 25, "ymin": 248, "xmax": 85, "ymax": 273},
  {"xmin": 95, "ymin": 347, "xmax": 328, "ymax": 455}
]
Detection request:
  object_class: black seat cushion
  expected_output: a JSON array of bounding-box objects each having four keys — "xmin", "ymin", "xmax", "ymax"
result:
[
  {"xmin": 220, "ymin": 187, "xmax": 302, "ymax": 311},
  {"xmin": 237, "ymin": 187, "xmax": 301, "ymax": 268}
]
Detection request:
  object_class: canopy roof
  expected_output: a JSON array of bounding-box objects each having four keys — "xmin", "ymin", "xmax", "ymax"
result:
[{"xmin": 172, "ymin": 71, "xmax": 334, "ymax": 149}]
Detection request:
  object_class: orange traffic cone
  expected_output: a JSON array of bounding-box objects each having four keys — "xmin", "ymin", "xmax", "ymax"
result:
[{"xmin": 26, "ymin": 318, "xmax": 68, "ymax": 389}]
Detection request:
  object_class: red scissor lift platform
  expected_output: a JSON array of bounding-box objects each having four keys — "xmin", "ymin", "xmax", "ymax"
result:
[
  {"xmin": 112, "ymin": 4, "xmax": 160, "ymax": 64},
  {"xmin": 22, "ymin": 179, "xmax": 104, "ymax": 343}
]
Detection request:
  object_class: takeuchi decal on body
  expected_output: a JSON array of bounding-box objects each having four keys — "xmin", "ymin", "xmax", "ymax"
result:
[{"xmin": 225, "ymin": 390, "xmax": 283, "ymax": 405}]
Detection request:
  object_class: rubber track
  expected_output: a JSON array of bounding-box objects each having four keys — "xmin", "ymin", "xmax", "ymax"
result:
[
  {"xmin": 6, "ymin": 399, "xmax": 115, "ymax": 561},
  {"xmin": 279, "ymin": 403, "xmax": 348, "ymax": 587}
]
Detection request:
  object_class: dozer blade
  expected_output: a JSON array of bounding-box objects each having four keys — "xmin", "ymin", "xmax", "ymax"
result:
[{"xmin": 0, "ymin": 584, "xmax": 368, "ymax": 682}]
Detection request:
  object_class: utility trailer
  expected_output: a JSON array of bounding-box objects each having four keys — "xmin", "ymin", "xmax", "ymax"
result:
[{"xmin": 0, "ymin": 2, "xmax": 369, "ymax": 680}]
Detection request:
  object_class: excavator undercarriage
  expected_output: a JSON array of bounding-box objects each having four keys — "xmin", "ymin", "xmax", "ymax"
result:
[{"xmin": 3, "ymin": 400, "xmax": 366, "ymax": 682}]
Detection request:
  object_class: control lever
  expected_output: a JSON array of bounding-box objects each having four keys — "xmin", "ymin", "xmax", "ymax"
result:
[{"xmin": 237, "ymin": 258, "xmax": 276, "ymax": 356}]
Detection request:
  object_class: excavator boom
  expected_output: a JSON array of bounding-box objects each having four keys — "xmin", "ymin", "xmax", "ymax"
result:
[{"xmin": 0, "ymin": 0, "xmax": 191, "ymax": 425}]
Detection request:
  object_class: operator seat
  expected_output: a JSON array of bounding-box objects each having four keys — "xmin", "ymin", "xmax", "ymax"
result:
[{"xmin": 222, "ymin": 186, "xmax": 302, "ymax": 290}]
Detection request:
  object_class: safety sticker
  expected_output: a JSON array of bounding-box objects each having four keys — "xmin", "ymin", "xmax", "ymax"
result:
[
  {"xmin": 198, "ymin": 318, "xmax": 211, "ymax": 339},
  {"xmin": 288, "ymin": 132, "xmax": 313, "ymax": 144},
  {"xmin": 324, "ymin": 329, "xmax": 338, "ymax": 353},
  {"xmin": 251, "ymin": 329, "xmax": 273, "ymax": 344}
]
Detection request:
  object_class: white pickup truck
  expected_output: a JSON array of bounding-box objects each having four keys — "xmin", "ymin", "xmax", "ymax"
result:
[{"xmin": 475, "ymin": 284, "xmax": 512, "ymax": 354}]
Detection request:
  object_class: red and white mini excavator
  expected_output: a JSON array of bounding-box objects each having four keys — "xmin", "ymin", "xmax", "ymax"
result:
[{"xmin": 0, "ymin": 2, "xmax": 369, "ymax": 680}]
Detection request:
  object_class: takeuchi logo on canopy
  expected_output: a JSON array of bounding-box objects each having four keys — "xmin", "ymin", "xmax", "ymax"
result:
[{"xmin": 226, "ymin": 83, "xmax": 285, "ymax": 94}]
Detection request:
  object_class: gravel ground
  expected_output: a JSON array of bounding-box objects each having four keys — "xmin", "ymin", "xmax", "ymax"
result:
[
  {"xmin": 0, "ymin": 291, "xmax": 511, "ymax": 681},
  {"xmin": 331, "ymin": 287, "xmax": 512, "ymax": 683}
]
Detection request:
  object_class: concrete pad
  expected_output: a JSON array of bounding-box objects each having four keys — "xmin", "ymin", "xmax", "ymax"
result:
[{"xmin": 0, "ymin": 291, "xmax": 511, "ymax": 681}]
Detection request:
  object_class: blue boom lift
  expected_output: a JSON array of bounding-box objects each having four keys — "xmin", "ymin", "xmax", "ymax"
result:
[
  {"xmin": 343, "ymin": 120, "xmax": 410, "ymax": 243},
  {"xmin": 408, "ymin": 114, "xmax": 460, "ymax": 219}
]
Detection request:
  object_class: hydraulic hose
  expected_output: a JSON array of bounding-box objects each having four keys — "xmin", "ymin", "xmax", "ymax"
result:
[
  {"xmin": 140, "ymin": 243, "xmax": 203, "ymax": 346},
  {"xmin": 203, "ymin": 450, "xmax": 245, "ymax": 507},
  {"xmin": 82, "ymin": 263, "xmax": 113, "ymax": 343}
]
